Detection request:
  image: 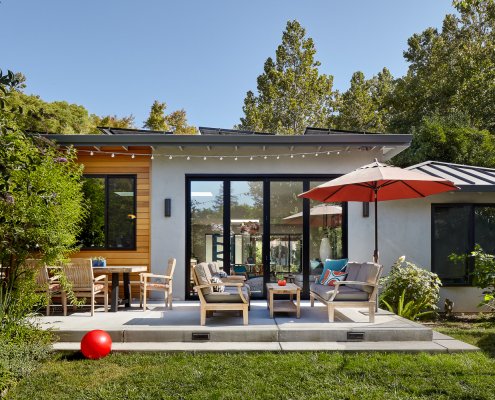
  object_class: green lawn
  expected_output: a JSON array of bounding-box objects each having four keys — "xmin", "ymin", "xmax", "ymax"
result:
[{"xmin": 5, "ymin": 319, "xmax": 495, "ymax": 400}]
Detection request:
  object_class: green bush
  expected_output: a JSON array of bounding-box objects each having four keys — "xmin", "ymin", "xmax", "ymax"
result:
[
  {"xmin": 379, "ymin": 256, "xmax": 442, "ymax": 320},
  {"xmin": 0, "ymin": 326, "xmax": 53, "ymax": 396}
]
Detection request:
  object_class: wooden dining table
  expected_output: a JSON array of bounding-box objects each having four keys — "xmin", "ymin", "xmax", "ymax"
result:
[{"xmin": 93, "ymin": 265, "xmax": 147, "ymax": 312}]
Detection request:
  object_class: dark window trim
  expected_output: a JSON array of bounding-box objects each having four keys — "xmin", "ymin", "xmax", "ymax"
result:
[
  {"xmin": 185, "ymin": 174, "xmax": 347, "ymax": 300},
  {"xmin": 80, "ymin": 174, "xmax": 137, "ymax": 251},
  {"xmin": 431, "ymin": 203, "xmax": 495, "ymax": 286}
]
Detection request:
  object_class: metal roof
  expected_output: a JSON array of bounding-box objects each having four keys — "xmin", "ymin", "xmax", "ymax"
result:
[
  {"xmin": 198, "ymin": 127, "xmax": 275, "ymax": 136},
  {"xmin": 98, "ymin": 127, "xmax": 172, "ymax": 135},
  {"xmin": 407, "ymin": 161, "xmax": 495, "ymax": 191}
]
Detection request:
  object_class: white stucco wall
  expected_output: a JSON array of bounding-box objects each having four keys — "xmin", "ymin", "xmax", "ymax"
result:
[
  {"xmin": 151, "ymin": 146, "xmax": 388, "ymax": 300},
  {"xmin": 348, "ymin": 191, "xmax": 495, "ymax": 312}
]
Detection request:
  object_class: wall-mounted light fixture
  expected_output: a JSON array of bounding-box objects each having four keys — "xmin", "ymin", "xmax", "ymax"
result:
[
  {"xmin": 164, "ymin": 198, "xmax": 172, "ymax": 217},
  {"xmin": 362, "ymin": 202, "xmax": 370, "ymax": 218}
]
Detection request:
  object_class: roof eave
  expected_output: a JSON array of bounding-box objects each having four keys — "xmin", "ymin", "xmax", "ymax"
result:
[{"xmin": 41, "ymin": 133, "xmax": 413, "ymax": 147}]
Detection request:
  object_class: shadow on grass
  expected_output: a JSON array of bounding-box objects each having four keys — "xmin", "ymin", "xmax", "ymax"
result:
[
  {"xmin": 476, "ymin": 333, "xmax": 495, "ymax": 357},
  {"xmin": 57, "ymin": 351, "xmax": 85, "ymax": 361}
]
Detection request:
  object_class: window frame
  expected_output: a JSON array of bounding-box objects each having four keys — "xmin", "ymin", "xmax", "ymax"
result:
[
  {"xmin": 80, "ymin": 174, "xmax": 137, "ymax": 251},
  {"xmin": 431, "ymin": 203, "xmax": 495, "ymax": 286}
]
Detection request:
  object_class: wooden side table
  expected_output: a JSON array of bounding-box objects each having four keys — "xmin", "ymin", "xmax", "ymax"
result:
[{"xmin": 266, "ymin": 283, "xmax": 301, "ymax": 318}]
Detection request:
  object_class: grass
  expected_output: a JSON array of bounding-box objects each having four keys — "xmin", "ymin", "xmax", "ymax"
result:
[{"xmin": 5, "ymin": 316, "xmax": 495, "ymax": 400}]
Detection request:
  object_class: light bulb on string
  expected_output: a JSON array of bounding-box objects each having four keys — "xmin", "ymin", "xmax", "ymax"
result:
[
  {"xmin": 219, "ymin": 156, "xmax": 223, "ymax": 161},
  {"xmin": 250, "ymin": 156, "xmax": 253, "ymax": 161},
  {"xmin": 203, "ymin": 156, "xmax": 207, "ymax": 161},
  {"xmin": 111, "ymin": 153, "xmax": 115, "ymax": 158},
  {"xmin": 131, "ymin": 154, "xmax": 135, "ymax": 159},
  {"xmin": 150, "ymin": 155, "xmax": 154, "ymax": 160},
  {"xmin": 302, "ymin": 154, "xmax": 305, "ymax": 158},
  {"xmin": 277, "ymin": 155, "xmax": 280, "ymax": 160},
  {"xmin": 169, "ymin": 155, "xmax": 173, "ymax": 160},
  {"xmin": 234, "ymin": 156, "xmax": 238, "ymax": 161},
  {"xmin": 264, "ymin": 156, "xmax": 267, "ymax": 160},
  {"xmin": 90, "ymin": 151, "xmax": 94, "ymax": 156},
  {"xmin": 290, "ymin": 154, "xmax": 294, "ymax": 159},
  {"xmin": 315, "ymin": 153, "xmax": 318, "ymax": 157},
  {"xmin": 327, "ymin": 151, "xmax": 330, "ymax": 155},
  {"xmin": 187, "ymin": 156, "xmax": 190, "ymax": 160}
]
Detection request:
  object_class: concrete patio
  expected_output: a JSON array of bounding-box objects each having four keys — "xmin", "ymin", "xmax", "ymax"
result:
[{"xmin": 38, "ymin": 300, "xmax": 478, "ymax": 353}]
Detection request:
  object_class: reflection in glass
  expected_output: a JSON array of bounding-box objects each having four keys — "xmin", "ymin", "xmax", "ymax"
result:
[
  {"xmin": 107, "ymin": 177, "xmax": 136, "ymax": 249},
  {"xmin": 309, "ymin": 181, "xmax": 343, "ymax": 282},
  {"xmin": 475, "ymin": 206, "xmax": 495, "ymax": 254},
  {"xmin": 79, "ymin": 177, "xmax": 105, "ymax": 248},
  {"xmin": 270, "ymin": 181, "xmax": 303, "ymax": 288},
  {"xmin": 432, "ymin": 205, "xmax": 470, "ymax": 284},
  {"xmin": 230, "ymin": 181, "xmax": 264, "ymax": 297},
  {"xmin": 190, "ymin": 181, "xmax": 224, "ymax": 296}
]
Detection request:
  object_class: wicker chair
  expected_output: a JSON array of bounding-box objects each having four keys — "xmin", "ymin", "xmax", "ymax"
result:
[
  {"xmin": 64, "ymin": 258, "xmax": 108, "ymax": 316},
  {"xmin": 140, "ymin": 258, "xmax": 176, "ymax": 311}
]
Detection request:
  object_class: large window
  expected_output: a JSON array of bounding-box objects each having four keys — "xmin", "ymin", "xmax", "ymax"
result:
[
  {"xmin": 79, "ymin": 175, "xmax": 137, "ymax": 250},
  {"xmin": 186, "ymin": 176, "xmax": 347, "ymax": 299},
  {"xmin": 432, "ymin": 204, "xmax": 495, "ymax": 285}
]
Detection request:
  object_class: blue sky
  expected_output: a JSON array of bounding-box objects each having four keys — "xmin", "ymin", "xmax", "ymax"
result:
[{"xmin": 2, "ymin": 1, "xmax": 454, "ymax": 130}]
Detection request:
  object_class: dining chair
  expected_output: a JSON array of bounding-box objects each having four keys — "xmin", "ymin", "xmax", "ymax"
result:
[
  {"xmin": 64, "ymin": 258, "xmax": 108, "ymax": 316},
  {"xmin": 139, "ymin": 258, "xmax": 176, "ymax": 311},
  {"xmin": 30, "ymin": 259, "xmax": 66, "ymax": 316}
]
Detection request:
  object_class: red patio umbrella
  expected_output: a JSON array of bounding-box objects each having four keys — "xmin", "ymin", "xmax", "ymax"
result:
[{"xmin": 298, "ymin": 159, "xmax": 458, "ymax": 263}]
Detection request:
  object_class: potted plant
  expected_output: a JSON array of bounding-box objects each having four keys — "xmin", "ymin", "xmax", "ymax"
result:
[{"xmin": 92, "ymin": 256, "xmax": 106, "ymax": 268}]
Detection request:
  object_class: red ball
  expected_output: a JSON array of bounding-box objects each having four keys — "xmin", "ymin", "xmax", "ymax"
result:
[{"xmin": 80, "ymin": 330, "xmax": 112, "ymax": 359}]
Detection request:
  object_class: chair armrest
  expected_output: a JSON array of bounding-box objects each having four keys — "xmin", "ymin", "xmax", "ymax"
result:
[
  {"xmin": 221, "ymin": 276, "xmax": 246, "ymax": 282},
  {"xmin": 94, "ymin": 275, "xmax": 107, "ymax": 282},
  {"xmin": 48, "ymin": 275, "xmax": 61, "ymax": 283},
  {"xmin": 334, "ymin": 280, "xmax": 376, "ymax": 288},
  {"xmin": 140, "ymin": 273, "xmax": 172, "ymax": 281}
]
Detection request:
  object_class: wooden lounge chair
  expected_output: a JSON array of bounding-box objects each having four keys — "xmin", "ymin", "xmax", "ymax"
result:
[
  {"xmin": 193, "ymin": 262, "xmax": 250, "ymax": 326},
  {"xmin": 310, "ymin": 262, "xmax": 383, "ymax": 323},
  {"xmin": 64, "ymin": 258, "xmax": 108, "ymax": 316},
  {"xmin": 139, "ymin": 257, "xmax": 176, "ymax": 311}
]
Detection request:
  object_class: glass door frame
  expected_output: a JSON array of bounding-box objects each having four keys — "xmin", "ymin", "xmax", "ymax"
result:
[{"xmin": 185, "ymin": 174, "xmax": 348, "ymax": 300}]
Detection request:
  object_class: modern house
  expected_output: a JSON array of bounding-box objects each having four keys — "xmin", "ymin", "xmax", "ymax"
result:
[{"xmin": 45, "ymin": 127, "xmax": 494, "ymax": 312}]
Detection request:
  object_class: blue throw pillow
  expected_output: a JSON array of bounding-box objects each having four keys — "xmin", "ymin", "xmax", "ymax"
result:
[{"xmin": 318, "ymin": 259, "xmax": 348, "ymax": 284}]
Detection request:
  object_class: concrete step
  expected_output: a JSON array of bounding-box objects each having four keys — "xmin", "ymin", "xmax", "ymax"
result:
[{"xmin": 53, "ymin": 339, "xmax": 479, "ymax": 353}]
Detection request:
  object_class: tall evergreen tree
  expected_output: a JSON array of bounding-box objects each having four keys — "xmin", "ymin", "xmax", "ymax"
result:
[{"xmin": 238, "ymin": 20, "xmax": 336, "ymax": 135}]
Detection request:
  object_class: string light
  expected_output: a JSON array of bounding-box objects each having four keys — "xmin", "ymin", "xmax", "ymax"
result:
[{"xmin": 75, "ymin": 148, "xmax": 352, "ymax": 161}]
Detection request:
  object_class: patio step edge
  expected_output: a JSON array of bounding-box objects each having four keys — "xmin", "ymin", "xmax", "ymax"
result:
[{"xmin": 52, "ymin": 340, "xmax": 479, "ymax": 353}]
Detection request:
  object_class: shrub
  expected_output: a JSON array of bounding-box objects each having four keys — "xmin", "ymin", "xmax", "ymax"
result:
[
  {"xmin": 379, "ymin": 256, "xmax": 442, "ymax": 320},
  {"xmin": 451, "ymin": 245, "xmax": 495, "ymax": 310},
  {"xmin": 0, "ymin": 326, "xmax": 53, "ymax": 396}
]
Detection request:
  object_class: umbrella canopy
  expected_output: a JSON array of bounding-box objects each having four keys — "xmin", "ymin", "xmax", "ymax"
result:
[
  {"xmin": 283, "ymin": 204, "xmax": 342, "ymax": 227},
  {"xmin": 298, "ymin": 159, "xmax": 459, "ymax": 262}
]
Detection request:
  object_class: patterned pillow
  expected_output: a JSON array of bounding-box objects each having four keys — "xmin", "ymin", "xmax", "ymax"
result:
[
  {"xmin": 320, "ymin": 270, "xmax": 348, "ymax": 286},
  {"xmin": 211, "ymin": 276, "xmax": 225, "ymax": 292},
  {"xmin": 318, "ymin": 259, "xmax": 348, "ymax": 283}
]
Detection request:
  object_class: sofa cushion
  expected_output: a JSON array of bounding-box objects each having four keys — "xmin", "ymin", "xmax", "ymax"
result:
[
  {"xmin": 195, "ymin": 263, "xmax": 213, "ymax": 295},
  {"xmin": 320, "ymin": 270, "xmax": 348, "ymax": 286},
  {"xmin": 318, "ymin": 259, "xmax": 348, "ymax": 283},
  {"xmin": 204, "ymin": 286, "xmax": 250, "ymax": 303},
  {"xmin": 310, "ymin": 282, "xmax": 369, "ymax": 301},
  {"xmin": 211, "ymin": 276, "xmax": 225, "ymax": 292},
  {"xmin": 345, "ymin": 262, "xmax": 381, "ymax": 293}
]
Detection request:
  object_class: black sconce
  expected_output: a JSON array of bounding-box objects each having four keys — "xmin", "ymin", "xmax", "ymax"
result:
[
  {"xmin": 164, "ymin": 198, "xmax": 172, "ymax": 217},
  {"xmin": 362, "ymin": 202, "xmax": 369, "ymax": 218}
]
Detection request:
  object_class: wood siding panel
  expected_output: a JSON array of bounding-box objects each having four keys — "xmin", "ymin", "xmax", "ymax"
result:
[{"xmin": 72, "ymin": 150, "xmax": 152, "ymax": 297}]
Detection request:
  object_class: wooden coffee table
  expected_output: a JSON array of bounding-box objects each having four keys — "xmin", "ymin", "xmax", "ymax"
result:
[{"xmin": 266, "ymin": 282, "xmax": 301, "ymax": 318}]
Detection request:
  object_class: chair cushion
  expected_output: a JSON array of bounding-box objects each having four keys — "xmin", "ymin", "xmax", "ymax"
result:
[
  {"xmin": 195, "ymin": 263, "xmax": 213, "ymax": 295},
  {"xmin": 310, "ymin": 282, "xmax": 368, "ymax": 301},
  {"xmin": 318, "ymin": 259, "xmax": 348, "ymax": 283},
  {"xmin": 211, "ymin": 276, "xmax": 225, "ymax": 292},
  {"xmin": 346, "ymin": 262, "xmax": 381, "ymax": 293},
  {"xmin": 320, "ymin": 270, "xmax": 348, "ymax": 286},
  {"xmin": 204, "ymin": 286, "xmax": 250, "ymax": 303}
]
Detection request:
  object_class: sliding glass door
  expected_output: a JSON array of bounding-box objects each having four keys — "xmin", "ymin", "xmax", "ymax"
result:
[{"xmin": 186, "ymin": 176, "xmax": 346, "ymax": 299}]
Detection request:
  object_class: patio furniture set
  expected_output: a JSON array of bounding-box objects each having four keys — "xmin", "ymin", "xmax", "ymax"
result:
[{"xmin": 34, "ymin": 257, "xmax": 176, "ymax": 316}]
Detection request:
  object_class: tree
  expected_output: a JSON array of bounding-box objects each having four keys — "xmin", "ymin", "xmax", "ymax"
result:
[
  {"xmin": 90, "ymin": 114, "xmax": 135, "ymax": 133},
  {"xmin": 165, "ymin": 109, "xmax": 198, "ymax": 134},
  {"xmin": 143, "ymin": 100, "xmax": 197, "ymax": 134},
  {"xmin": 390, "ymin": 0, "xmax": 495, "ymax": 133},
  {"xmin": 238, "ymin": 20, "xmax": 336, "ymax": 135},
  {"xmin": 336, "ymin": 68, "xmax": 395, "ymax": 133},
  {"xmin": 143, "ymin": 100, "xmax": 169, "ymax": 131},
  {"xmin": 393, "ymin": 113, "xmax": 495, "ymax": 167},
  {"xmin": 0, "ymin": 70, "xmax": 86, "ymax": 326}
]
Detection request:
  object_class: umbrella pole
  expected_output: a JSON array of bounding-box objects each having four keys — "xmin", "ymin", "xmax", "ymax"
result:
[{"xmin": 373, "ymin": 190, "xmax": 379, "ymax": 264}]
